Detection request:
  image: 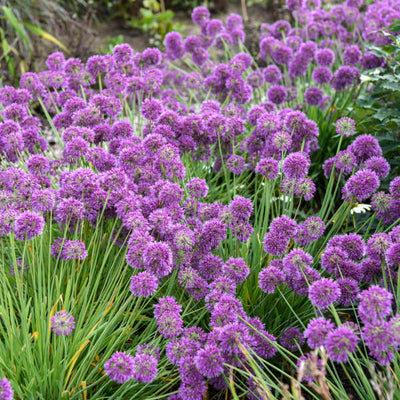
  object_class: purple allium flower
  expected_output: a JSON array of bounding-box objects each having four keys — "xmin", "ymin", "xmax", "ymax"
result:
[
  {"xmin": 343, "ymin": 169, "xmax": 380, "ymax": 202},
  {"xmin": 132, "ymin": 353, "xmax": 158, "ymax": 383},
  {"xmin": 0, "ymin": 378, "xmax": 13, "ymax": 400},
  {"xmin": 263, "ymin": 65, "xmax": 282, "ymax": 84},
  {"xmin": 272, "ymin": 44, "xmax": 293, "ymax": 65},
  {"xmin": 191, "ymin": 6, "xmax": 210, "ymax": 25},
  {"xmin": 280, "ymin": 327, "xmax": 304, "ymax": 351},
  {"xmin": 51, "ymin": 310, "xmax": 75, "ymax": 336},
  {"xmin": 343, "ymin": 45, "xmax": 362, "ymax": 66},
  {"xmin": 229, "ymin": 196, "xmax": 253, "ymax": 220},
  {"xmin": 55, "ymin": 198, "xmax": 85, "ymax": 226},
  {"xmin": 194, "ymin": 345, "xmax": 224, "ymax": 378},
  {"xmin": 154, "ymin": 296, "xmax": 182, "ymax": 319},
  {"xmin": 187, "ymin": 178, "xmax": 208, "ymax": 198},
  {"xmin": 362, "ymin": 320, "xmax": 396, "ymax": 355},
  {"xmin": 270, "ymin": 216, "xmax": 297, "ymax": 238},
  {"xmin": 309, "ymin": 278, "xmax": 340, "ymax": 309},
  {"xmin": 31, "ymin": 189, "xmax": 56, "ymax": 213},
  {"xmin": 295, "ymin": 177, "xmax": 316, "ymax": 201},
  {"xmin": 295, "ymin": 216, "xmax": 325, "ymax": 246},
  {"xmin": 337, "ymin": 278, "xmax": 360, "ymax": 306},
  {"xmin": 227, "ymin": 155, "xmax": 246, "ymax": 175},
  {"xmin": 386, "ymin": 243, "xmax": 400, "ymax": 267},
  {"xmin": 366, "ymin": 233, "xmax": 392, "ymax": 260},
  {"xmin": 390, "ymin": 177, "xmax": 400, "ymax": 198},
  {"xmin": 130, "ymin": 272, "xmax": 158, "ymax": 297},
  {"xmin": 350, "ymin": 134, "xmax": 382, "ymax": 163},
  {"xmin": 335, "ymin": 117, "xmax": 356, "ymax": 137},
  {"xmin": 263, "ymin": 232, "xmax": 289, "ymax": 256},
  {"xmin": 267, "ymin": 85, "xmax": 287, "ymax": 104},
  {"xmin": 59, "ymin": 240, "xmax": 87, "ymax": 260},
  {"xmin": 223, "ymin": 258, "xmax": 249, "ymax": 284},
  {"xmin": 331, "ymin": 66, "xmax": 358, "ymax": 91},
  {"xmin": 259, "ymin": 267, "xmax": 285, "ymax": 293},
  {"xmin": 255, "ymin": 158, "xmax": 279, "ymax": 179},
  {"xmin": 304, "ymin": 317, "xmax": 335, "ymax": 349},
  {"xmin": 325, "ymin": 326, "xmax": 359, "ymax": 363},
  {"xmin": 143, "ymin": 242, "xmax": 173, "ymax": 277},
  {"xmin": 312, "ymin": 66, "xmax": 332, "ymax": 85},
  {"xmin": 336, "ymin": 234, "xmax": 365, "ymax": 261},
  {"xmin": 142, "ymin": 99, "xmax": 163, "ymax": 120},
  {"xmin": 362, "ymin": 157, "xmax": 390, "ymax": 179},
  {"xmin": 156, "ymin": 314, "xmax": 183, "ymax": 338},
  {"xmin": 104, "ymin": 352, "xmax": 135, "ymax": 383},
  {"xmin": 200, "ymin": 218, "xmax": 226, "ymax": 250},
  {"xmin": 358, "ymin": 285, "xmax": 393, "ymax": 323},
  {"xmin": 14, "ymin": 211, "xmax": 44, "ymax": 241},
  {"xmin": 304, "ymin": 87, "xmax": 323, "ymax": 106},
  {"xmin": 164, "ymin": 32, "xmax": 185, "ymax": 60},
  {"xmin": 283, "ymin": 152, "xmax": 310, "ymax": 179},
  {"xmin": 271, "ymin": 130, "xmax": 292, "ymax": 152}
]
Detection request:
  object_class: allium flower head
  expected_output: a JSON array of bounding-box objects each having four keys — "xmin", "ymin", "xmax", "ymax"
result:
[
  {"xmin": 194, "ymin": 345, "xmax": 224, "ymax": 378},
  {"xmin": 305, "ymin": 87, "xmax": 323, "ymax": 106},
  {"xmin": 259, "ymin": 266, "xmax": 285, "ymax": 293},
  {"xmin": 267, "ymin": 85, "xmax": 287, "ymax": 104},
  {"xmin": 255, "ymin": 158, "xmax": 279, "ymax": 179},
  {"xmin": 130, "ymin": 272, "xmax": 158, "ymax": 297},
  {"xmin": 14, "ymin": 211, "xmax": 44, "ymax": 241},
  {"xmin": 223, "ymin": 258, "xmax": 249, "ymax": 284},
  {"xmin": 0, "ymin": 378, "xmax": 13, "ymax": 400},
  {"xmin": 143, "ymin": 242, "xmax": 173, "ymax": 277},
  {"xmin": 229, "ymin": 196, "xmax": 253, "ymax": 220},
  {"xmin": 335, "ymin": 117, "xmax": 355, "ymax": 137},
  {"xmin": 309, "ymin": 278, "xmax": 340, "ymax": 309},
  {"xmin": 132, "ymin": 353, "xmax": 158, "ymax": 383},
  {"xmin": 280, "ymin": 327, "xmax": 304, "ymax": 351},
  {"xmin": 325, "ymin": 326, "xmax": 359, "ymax": 363},
  {"xmin": 358, "ymin": 285, "xmax": 393, "ymax": 323},
  {"xmin": 51, "ymin": 310, "xmax": 75, "ymax": 336},
  {"xmin": 104, "ymin": 352, "xmax": 135, "ymax": 383},
  {"xmin": 227, "ymin": 155, "xmax": 246, "ymax": 175},
  {"xmin": 304, "ymin": 317, "xmax": 335, "ymax": 349},
  {"xmin": 342, "ymin": 170, "xmax": 379, "ymax": 202},
  {"xmin": 283, "ymin": 152, "xmax": 310, "ymax": 179}
]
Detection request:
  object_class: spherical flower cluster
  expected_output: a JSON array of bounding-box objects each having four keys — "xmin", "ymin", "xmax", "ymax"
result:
[
  {"xmin": 0, "ymin": 378, "xmax": 13, "ymax": 400},
  {"xmin": 104, "ymin": 352, "xmax": 135, "ymax": 384},
  {"xmin": 51, "ymin": 310, "xmax": 75, "ymax": 336},
  {"xmin": 309, "ymin": 278, "xmax": 341, "ymax": 309}
]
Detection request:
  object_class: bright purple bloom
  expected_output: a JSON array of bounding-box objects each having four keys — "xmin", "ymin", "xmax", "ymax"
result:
[
  {"xmin": 283, "ymin": 152, "xmax": 310, "ymax": 178},
  {"xmin": 312, "ymin": 66, "xmax": 332, "ymax": 85},
  {"xmin": 130, "ymin": 272, "xmax": 158, "ymax": 297},
  {"xmin": 51, "ymin": 310, "xmax": 75, "ymax": 336},
  {"xmin": 0, "ymin": 378, "xmax": 13, "ymax": 400},
  {"xmin": 325, "ymin": 326, "xmax": 359, "ymax": 362},
  {"xmin": 336, "ymin": 117, "xmax": 356, "ymax": 137},
  {"xmin": 358, "ymin": 286, "xmax": 393, "ymax": 323},
  {"xmin": 194, "ymin": 345, "xmax": 224, "ymax": 378},
  {"xmin": 255, "ymin": 158, "xmax": 279, "ymax": 179},
  {"xmin": 280, "ymin": 327, "xmax": 304, "ymax": 351},
  {"xmin": 259, "ymin": 267, "xmax": 285, "ymax": 293},
  {"xmin": 143, "ymin": 242, "xmax": 173, "ymax": 277},
  {"xmin": 267, "ymin": 85, "xmax": 287, "ymax": 104},
  {"xmin": 305, "ymin": 87, "xmax": 323, "ymax": 106},
  {"xmin": 14, "ymin": 211, "xmax": 44, "ymax": 241},
  {"xmin": 309, "ymin": 278, "xmax": 340, "ymax": 309},
  {"xmin": 132, "ymin": 353, "xmax": 158, "ymax": 383},
  {"xmin": 343, "ymin": 170, "xmax": 380, "ymax": 202},
  {"xmin": 104, "ymin": 352, "xmax": 135, "ymax": 383},
  {"xmin": 304, "ymin": 317, "xmax": 335, "ymax": 349}
]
